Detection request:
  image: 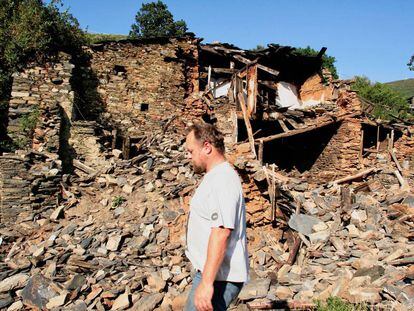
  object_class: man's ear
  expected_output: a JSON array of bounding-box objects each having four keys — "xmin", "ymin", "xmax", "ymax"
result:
[{"xmin": 203, "ymin": 141, "xmax": 213, "ymax": 155}]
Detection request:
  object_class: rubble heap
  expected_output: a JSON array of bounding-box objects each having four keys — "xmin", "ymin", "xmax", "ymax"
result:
[{"xmin": 0, "ymin": 122, "xmax": 413, "ymax": 310}]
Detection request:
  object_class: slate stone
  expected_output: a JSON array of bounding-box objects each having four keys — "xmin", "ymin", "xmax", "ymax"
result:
[
  {"xmin": 288, "ymin": 214, "xmax": 323, "ymax": 236},
  {"xmin": 354, "ymin": 265, "xmax": 385, "ymax": 282},
  {"xmin": 0, "ymin": 293, "xmax": 13, "ymax": 309},
  {"xmin": 238, "ymin": 279, "xmax": 270, "ymax": 300},
  {"xmin": 66, "ymin": 274, "xmax": 86, "ymax": 291},
  {"xmin": 21, "ymin": 275, "xmax": 58, "ymax": 310}
]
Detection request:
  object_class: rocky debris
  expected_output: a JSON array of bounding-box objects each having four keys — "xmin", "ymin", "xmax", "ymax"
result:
[
  {"xmin": 240, "ymin": 163, "xmax": 414, "ymax": 310},
  {"xmin": 1, "ymin": 119, "xmax": 413, "ymax": 310},
  {"xmin": 0, "ymin": 274, "xmax": 29, "ymax": 293},
  {"xmin": 0, "ymin": 131, "xmax": 199, "ymax": 310}
]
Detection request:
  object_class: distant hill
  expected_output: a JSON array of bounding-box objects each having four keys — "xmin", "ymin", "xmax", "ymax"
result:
[
  {"xmin": 385, "ymin": 78, "xmax": 414, "ymax": 99},
  {"xmin": 86, "ymin": 33, "xmax": 128, "ymax": 44}
]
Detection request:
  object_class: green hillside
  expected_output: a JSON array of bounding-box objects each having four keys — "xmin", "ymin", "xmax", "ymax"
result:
[{"xmin": 385, "ymin": 78, "xmax": 414, "ymax": 99}]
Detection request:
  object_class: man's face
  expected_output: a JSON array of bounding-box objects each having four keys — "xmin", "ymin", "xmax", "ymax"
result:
[{"xmin": 186, "ymin": 131, "xmax": 207, "ymax": 174}]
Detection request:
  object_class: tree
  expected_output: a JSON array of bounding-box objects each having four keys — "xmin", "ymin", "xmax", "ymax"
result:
[
  {"xmin": 408, "ymin": 54, "xmax": 414, "ymax": 71},
  {"xmin": 352, "ymin": 76, "xmax": 412, "ymax": 121},
  {"xmin": 294, "ymin": 46, "xmax": 338, "ymax": 79},
  {"xmin": 249, "ymin": 44, "xmax": 266, "ymax": 52},
  {"xmin": 129, "ymin": 1, "xmax": 188, "ymax": 38},
  {"xmin": 0, "ymin": 0, "xmax": 86, "ymax": 97},
  {"xmin": 0, "ymin": 0, "xmax": 86, "ymax": 146}
]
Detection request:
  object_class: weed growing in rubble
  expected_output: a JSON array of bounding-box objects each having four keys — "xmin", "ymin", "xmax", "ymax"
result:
[
  {"xmin": 315, "ymin": 297, "xmax": 367, "ymax": 311},
  {"xmin": 20, "ymin": 108, "xmax": 40, "ymax": 134},
  {"xmin": 112, "ymin": 196, "xmax": 126, "ymax": 208}
]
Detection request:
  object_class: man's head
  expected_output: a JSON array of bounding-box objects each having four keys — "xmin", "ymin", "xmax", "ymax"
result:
[{"xmin": 185, "ymin": 123, "xmax": 225, "ymax": 174}]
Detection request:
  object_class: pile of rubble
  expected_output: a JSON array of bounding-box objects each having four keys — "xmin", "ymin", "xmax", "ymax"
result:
[
  {"xmin": 0, "ymin": 130, "xmax": 198, "ymax": 311},
  {"xmin": 1, "ymin": 125, "xmax": 413, "ymax": 310},
  {"xmin": 239, "ymin": 168, "xmax": 414, "ymax": 310}
]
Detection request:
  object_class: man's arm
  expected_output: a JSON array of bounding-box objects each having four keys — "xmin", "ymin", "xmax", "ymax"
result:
[{"xmin": 194, "ymin": 227, "xmax": 231, "ymax": 311}]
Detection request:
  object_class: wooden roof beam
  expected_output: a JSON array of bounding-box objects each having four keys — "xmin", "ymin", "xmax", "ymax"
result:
[{"xmin": 233, "ymin": 55, "xmax": 280, "ymax": 77}]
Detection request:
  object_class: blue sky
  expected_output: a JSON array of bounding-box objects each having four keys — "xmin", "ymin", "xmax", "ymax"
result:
[{"xmin": 58, "ymin": 0, "xmax": 414, "ymax": 83}]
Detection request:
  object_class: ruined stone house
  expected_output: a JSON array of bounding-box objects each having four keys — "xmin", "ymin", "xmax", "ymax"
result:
[{"xmin": 1, "ymin": 35, "xmax": 413, "ymax": 224}]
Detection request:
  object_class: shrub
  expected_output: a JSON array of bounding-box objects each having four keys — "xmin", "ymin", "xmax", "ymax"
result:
[{"xmin": 352, "ymin": 76, "xmax": 413, "ymax": 121}]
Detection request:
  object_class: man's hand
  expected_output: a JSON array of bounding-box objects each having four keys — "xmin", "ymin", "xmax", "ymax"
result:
[{"xmin": 194, "ymin": 280, "xmax": 214, "ymax": 311}]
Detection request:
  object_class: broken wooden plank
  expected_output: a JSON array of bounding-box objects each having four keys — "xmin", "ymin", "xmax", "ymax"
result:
[
  {"xmin": 283, "ymin": 118, "xmax": 300, "ymax": 129},
  {"xmin": 73, "ymin": 159, "xmax": 97, "ymax": 175},
  {"xmin": 265, "ymin": 169, "xmax": 291, "ymax": 183},
  {"xmin": 393, "ymin": 170, "xmax": 410, "ymax": 191},
  {"xmin": 277, "ymin": 119, "xmax": 289, "ymax": 132},
  {"xmin": 286, "ymin": 233, "xmax": 301, "ymax": 266},
  {"xmin": 331, "ymin": 167, "xmax": 380, "ymax": 185},
  {"xmin": 257, "ymin": 112, "xmax": 360, "ymax": 143},
  {"xmin": 202, "ymin": 66, "xmax": 236, "ymax": 75},
  {"xmin": 389, "ymin": 149, "xmax": 403, "ymax": 173},
  {"xmin": 238, "ymin": 92, "xmax": 257, "ymax": 158}
]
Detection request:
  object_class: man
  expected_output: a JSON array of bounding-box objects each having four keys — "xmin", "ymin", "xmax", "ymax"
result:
[{"xmin": 184, "ymin": 123, "xmax": 249, "ymax": 311}]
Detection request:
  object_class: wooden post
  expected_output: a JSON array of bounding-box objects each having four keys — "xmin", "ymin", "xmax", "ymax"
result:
[
  {"xmin": 246, "ymin": 64, "xmax": 258, "ymax": 117},
  {"xmin": 238, "ymin": 92, "xmax": 257, "ymax": 158},
  {"xmin": 112, "ymin": 129, "xmax": 117, "ymax": 150},
  {"xmin": 359, "ymin": 129, "xmax": 364, "ymax": 167},
  {"xmin": 122, "ymin": 135, "xmax": 131, "ymax": 159},
  {"xmin": 376, "ymin": 125, "xmax": 380, "ymax": 151},
  {"xmin": 271, "ymin": 165, "xmax": 276, "ymax": 222},
  {"xmin": 207, "ymin": 65, "xmax": 212, "ymax": 91},
  {"xmin": 388, "ymin": 129, "xmax": 394, "ymax": 152},
  {"xmin": 258, "ymin": 140, "xmax": 264, "ymax": 165}
]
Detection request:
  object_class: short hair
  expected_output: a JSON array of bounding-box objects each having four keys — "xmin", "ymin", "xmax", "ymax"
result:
[{"xmin": 187, "ymin": 122, "xmax": 225, "ymax": 154}]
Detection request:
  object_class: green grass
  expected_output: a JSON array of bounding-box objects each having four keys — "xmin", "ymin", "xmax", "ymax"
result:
[
  {"xmin": 112, "ymin": 195, "xmax": 126, "ymax": 208},
  {"xmin": 315, "ymin": 297, "xmax": 367, "ymax": 311},
  {"xmin": 86, "ymin": 33, "xmax": 128, "ymax": 44},
  {"xmin": 385, "ymin": 78, "xmax": 414, "ymax": 99}
]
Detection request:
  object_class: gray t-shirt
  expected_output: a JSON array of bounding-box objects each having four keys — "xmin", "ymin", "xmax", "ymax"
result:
[{"xmin": 185, "ymin": 161, "xmax": 249, "ymax": 282}]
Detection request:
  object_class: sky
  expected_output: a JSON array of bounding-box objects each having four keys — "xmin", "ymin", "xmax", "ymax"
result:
[{"xmin": 57, "ymin": 0, "xmax": 414, "ymax": 83}]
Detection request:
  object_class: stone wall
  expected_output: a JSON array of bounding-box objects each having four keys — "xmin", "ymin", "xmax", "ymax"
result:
[
  {"xmin": 87, "ymin": 37, "xmax": 199, "ymax": 137},
  {"xmin": 7, "ymin": 52, "xmax": 74, "ymax": 152},
  {"xmin": 0, "ymin": 152, "xmax": 61, "ymax": 225},
  {"xmin": 394, "ymin": 126, "xmax": 414, "ymax": 176},
  {"xmin": 307, "ymin": 118, "xmax": 362, "ymax": 183}
]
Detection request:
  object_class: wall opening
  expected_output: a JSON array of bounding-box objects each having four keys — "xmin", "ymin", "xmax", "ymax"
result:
[
  {"xmin": 140, "ymin": 103, "xmax": 149, "ymax": 112},
  {"xmin": 114, "ymin": 65, "xmax": 127, "ymax": 74},
  {"xmin": 262, "ymin": 123, "xmax": 340, "ymax": 173},
  {"xmin": 361, "ymin": 124, "xmax": 403, "ymax": 154}
]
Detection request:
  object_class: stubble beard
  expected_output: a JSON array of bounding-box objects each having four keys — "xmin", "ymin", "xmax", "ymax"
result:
[{"xmin": 192, "ymin": 162, "xmax": 206, "ymax": 174}]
